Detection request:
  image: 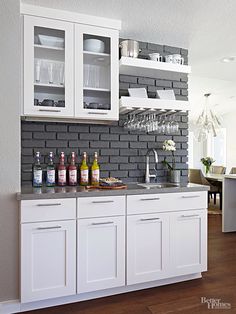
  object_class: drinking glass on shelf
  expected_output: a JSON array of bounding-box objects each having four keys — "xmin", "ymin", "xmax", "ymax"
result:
[
  {"xmin": 35, "ymin": 60, "xmax": 41, "ymax": 83},
  {"xmin": 83, "ymin": 64, "xmax": 91, "ymax": 87},
  {"xmin": 59, "ymin": 63, "xmax": 65, "ymax": 86},
  {"xmin": 47, "ymin": 62, "xmax": 54, "ymax": 84},
  {"xmin": 94, "ymin": 65, "xmax": 100, "ymax": 88}
]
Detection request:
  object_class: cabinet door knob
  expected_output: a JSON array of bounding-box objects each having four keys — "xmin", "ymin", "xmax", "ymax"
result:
[
  {"xmin": 91, "ymin": 221, "xmax": 114, "ymax": 226},
  {"xmin": 37, "ymin": 225, "xmax": 62, "ymax": 230}
]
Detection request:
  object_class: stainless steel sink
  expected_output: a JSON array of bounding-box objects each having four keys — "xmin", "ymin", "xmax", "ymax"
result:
[{"xmin": 138, "ymin": 183, "xmax": 179, "ymax": 189}]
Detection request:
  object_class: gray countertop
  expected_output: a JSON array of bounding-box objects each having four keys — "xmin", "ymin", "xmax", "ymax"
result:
[{"xmin": 17, "ymin": 183, "xmax": 209, "ymax": 200}]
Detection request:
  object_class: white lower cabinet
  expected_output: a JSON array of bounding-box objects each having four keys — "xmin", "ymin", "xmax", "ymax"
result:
[
  {"xmin": 21, "ymin": 220, "xmax": 76, "ymax": 302},
  {"xmin": 20, "ymin": 192, "xmax": 207, "ymax": 305},
  {"xmin": 127, "ymin": 213, "xmax": 169, "ymax": 285},
  {"xmin": 77, "ymin": 216, "xmax": 125, "ymax": 293},
  {"xmin": 126, "ymin": 193, "xmax": 207, "ymax": 285},
  {"xmin": 20, "ymin": 198, "xmax": 77, "ymax": 303},
  {"xmin": 169, "ymin": 209, "xmax": 207, "ymax": 276}
]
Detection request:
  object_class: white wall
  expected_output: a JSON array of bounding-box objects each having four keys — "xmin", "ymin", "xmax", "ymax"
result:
[
  {"xmin": 188, "ymin": 122, "xmax": 206, "ymax": 171},
  {"xmin": 0, "ymin": 0, "xmax": 21, "ymax": 301},
  {"xmin": 222, "ymin": 111, "xmax": 236, "ymax": 173}
]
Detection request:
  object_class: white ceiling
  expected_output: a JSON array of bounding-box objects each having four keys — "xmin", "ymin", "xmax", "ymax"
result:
[{"xmin": 22, "ymin": 0, "xmax": 236, "ymax": 117}]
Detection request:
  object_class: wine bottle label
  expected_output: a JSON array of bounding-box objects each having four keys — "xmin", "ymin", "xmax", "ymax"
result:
[
  {"xmin": 33, "ymin": 170, "xmax": 42, "ymax": 185},
  {"xmin": 47, "ymin": 170, "xmax": 55, "ymax": 184},
  {"xmin": 58, "ymin": 169, "xmax": 66, "ymax": 184},
  {"xmin": 69, "ymin": 170, "xmax": 77, "ymax": 184},
  {"xmin": 80, "ymin": 169, "xmax": 89, "ymax": 183},
  {"xmin": 92, "ymin": 169, "xmax": 100, "ymax": 183}
]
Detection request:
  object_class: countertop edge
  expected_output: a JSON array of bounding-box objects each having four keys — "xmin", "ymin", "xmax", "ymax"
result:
[{"xmin": 17, "ymin": 184, "xmax": 210, "ymax": 201}]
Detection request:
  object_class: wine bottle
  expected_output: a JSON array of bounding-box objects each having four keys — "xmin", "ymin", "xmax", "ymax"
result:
[
  {"xmin": 33, "ymin": 152, "xmax": 42, "ymax": 187},
  {"xmin": 46, "ymin": 152, "xmax": 55, "ymax": 187},
  {"xmin": 80, "ymin": 152, "xmax": 89, "ymax": 186},
  {"xmin": 91, "ymin": 152, "xmax": 100, "ymax": 186},
  {"xmin": 58, "ymin": 152, "xmax": 66, "ymax": 186},
  {"xmin": 68, "ymin": 152, "xmax": 77, "ymax": 186}
]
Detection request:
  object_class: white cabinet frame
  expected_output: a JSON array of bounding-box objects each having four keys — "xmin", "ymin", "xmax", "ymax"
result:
[
  {"xmin": 23, "ymin": 15, "xmax": 74, "ymax": 117},
  {"xmin": 127, "ymin": 213, "xmax": 170, "ymax": 285},
  {"xmin": 21, "ymin": 220, "xmax": 76, "ymax": 302},
  {"xmin": 169, "ymin": 209, "xmax": 207, "ymax": 276},
  {"xmin": 77, "ymin": 216, "xmax": 125, "ymax": 293},
  {"xmin": 75, "ymin": 24, "xmax": 119, "ymax": 121}
]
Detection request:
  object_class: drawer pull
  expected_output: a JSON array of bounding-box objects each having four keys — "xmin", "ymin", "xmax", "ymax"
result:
[
  {"xmin": 140, "ymin": 197, "xmax": 160, "ymax": 201},
  {"xmin": 88, "ymin": 112, "xmax": 108, "ymax": 115},
  {"xmin": 37, "ymin": 225, "xmax": 62, "ymax": 230},
  {"xmin": 38, "ymin": 109, "xmax": 61, "ymax": 112},
  {"xmin": 180, "ymin": 214, "xmax": 199, "ymax": 218},
  {"xmin": 91, "ymin": 221, "xmax": 114, "ymax": 226},
  {"xmin": 140, "ymin": 217, "xmax": 160, "ymax": 221},
  {"xmin": 181, "ymin": 195, "xmax": 200, "ymax": 199},
  {"xmin": 36, "ymin": 203, "xmax": 62, "ymax": 207},
  {"xmin": 91, "ymin": 200, "xmax": 114, "ymax": 204}
]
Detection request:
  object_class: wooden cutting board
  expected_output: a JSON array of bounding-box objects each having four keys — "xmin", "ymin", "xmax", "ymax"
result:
[{"xmin": 86, "ymin": 184, "xmax": 127, "ymax": 190}]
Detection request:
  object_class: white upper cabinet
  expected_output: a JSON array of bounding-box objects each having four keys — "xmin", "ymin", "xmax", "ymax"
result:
[
  {"xmin": 23, "ymin": 15, "xmax": 74, "ymax": 117},
  {"xmin": 74, "ymin": 24, "xmax": 119, "ymax": 121},
  {"xmin": 23, "ymin": 15, "xmax": 120, "ymax": 121}
]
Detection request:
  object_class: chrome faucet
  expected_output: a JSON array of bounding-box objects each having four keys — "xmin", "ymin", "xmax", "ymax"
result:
[{"xmin": 145, "ymin": 149, "xmax": 159, "ymax": 183}]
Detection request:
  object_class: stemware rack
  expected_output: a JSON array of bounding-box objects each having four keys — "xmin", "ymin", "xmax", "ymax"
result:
[{"xmin": 119, "ymin": 96, "xmax": 190, "ymax": 115}]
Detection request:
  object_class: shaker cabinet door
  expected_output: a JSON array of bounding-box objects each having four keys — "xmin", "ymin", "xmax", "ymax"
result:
[
  {"xmin": 23, "ymin": 15, "xmax": 74, "ymax": 117},
  {"xmin": 169, "ymin": 209, "xmax": 207, "ymax": 276},
  {"xmin": 127, "ymin": 213, "xmax": 170, "ymax": 285},
  {"xmin": 75, "ymin": 24, "xmax": 119, "ymax": 121},
  {"xmin": 77, "ymin": 216, "xmax": 125, "ymax": 293},
  {"xmin": 21, "ymin": 220, "xmax": 76, "ymax": 302}
]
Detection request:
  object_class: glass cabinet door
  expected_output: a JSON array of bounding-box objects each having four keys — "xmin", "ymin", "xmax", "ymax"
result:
[
  {"xmin": 75, "ymin": 24, "xmax": 119, "ymax": 121},
  {"xmin": 24, "ymin": 16, "xmax": 74, "ymax": 117}
]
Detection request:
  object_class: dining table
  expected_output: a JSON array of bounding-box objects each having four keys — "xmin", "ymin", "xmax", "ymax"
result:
[
  {"xmin": 205, "ymin": 173, "xmax": 224, "ymax": 182},
  {"xmin": 205, "ymin": 173, "xmax": 236, "ymax": 233}
]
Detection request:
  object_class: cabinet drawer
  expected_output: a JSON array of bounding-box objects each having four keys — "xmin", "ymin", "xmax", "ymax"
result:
[
  {"xmin": 127, "ymin": 192, "xmax": 207, "ymax": 215},
  {"xmin": 77, "ymin": 196, "xmax": 125, "ymax": 218},
  {"xmin": 21, "ymin": 198, "xmax": 76, "ymax": 223}
]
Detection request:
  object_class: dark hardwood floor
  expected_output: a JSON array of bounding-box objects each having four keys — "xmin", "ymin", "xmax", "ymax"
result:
[{"xmin": 22, "ymin": 215, "xmax": 236, "ymax": 314}]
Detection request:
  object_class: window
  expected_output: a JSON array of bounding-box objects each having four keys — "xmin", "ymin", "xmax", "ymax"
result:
[{"xmin": 207, "ymin": 128, "xmax": 226, "ymax": 166}]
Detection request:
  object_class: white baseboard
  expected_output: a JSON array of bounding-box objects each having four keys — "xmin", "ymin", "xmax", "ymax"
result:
[
  {"xmin": 0, "ymin": 300, "xmax": 20, "ymax": 314},
  {"xmin": 0, "ymin": 273, "xmax": 202, "ymax": 314}
]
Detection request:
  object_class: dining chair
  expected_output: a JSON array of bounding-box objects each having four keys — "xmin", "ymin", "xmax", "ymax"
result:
[
  {"xmin": 229, "ymin": 167, "xmax": 236, "ymax": 174},
  {"xmin": 210, "ymin": 165, "xmax": 226, "ymax": 174},
  {"xmin": 189, "ymin": 168, "xmax": 222, "ymax": 209}
]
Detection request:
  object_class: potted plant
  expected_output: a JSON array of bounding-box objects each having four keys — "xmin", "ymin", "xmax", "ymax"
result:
[
  {"xmin": 162, "ymin": 139, "xmax": 180, "ymax": 183},
  {"xmin": 201, "ymin": 157, "xmax": 215, "ymax": 175}
]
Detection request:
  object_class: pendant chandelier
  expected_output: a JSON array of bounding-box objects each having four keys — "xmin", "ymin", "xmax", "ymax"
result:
[{"xmin": 196, "ymin": 93, "xmax": 221, "ymax": 142}]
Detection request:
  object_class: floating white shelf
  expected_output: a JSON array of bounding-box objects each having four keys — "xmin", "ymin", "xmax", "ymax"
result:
[
  {"xmin": 119, "ymin": 57, "xmax": 191, "ymax": 78},
  {"xmin": 83, "ymin": 87, "xmax": 110, "ymax": 92},
  {"xmin": 34, "ymin": 82, "xmax": 65, "ymax": 88},
  {"xmin": 119, "ymin": 96, "xmax": 190, "ymax": 114},
  {"xmin": 34, "ymin": 44, "xmax": 64, "ymax": 51}
]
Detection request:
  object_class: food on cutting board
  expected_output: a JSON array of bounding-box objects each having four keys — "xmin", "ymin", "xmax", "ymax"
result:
[{"xmin": 100, "ymin": 177, "xmax": 123, "ymax": 186}]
